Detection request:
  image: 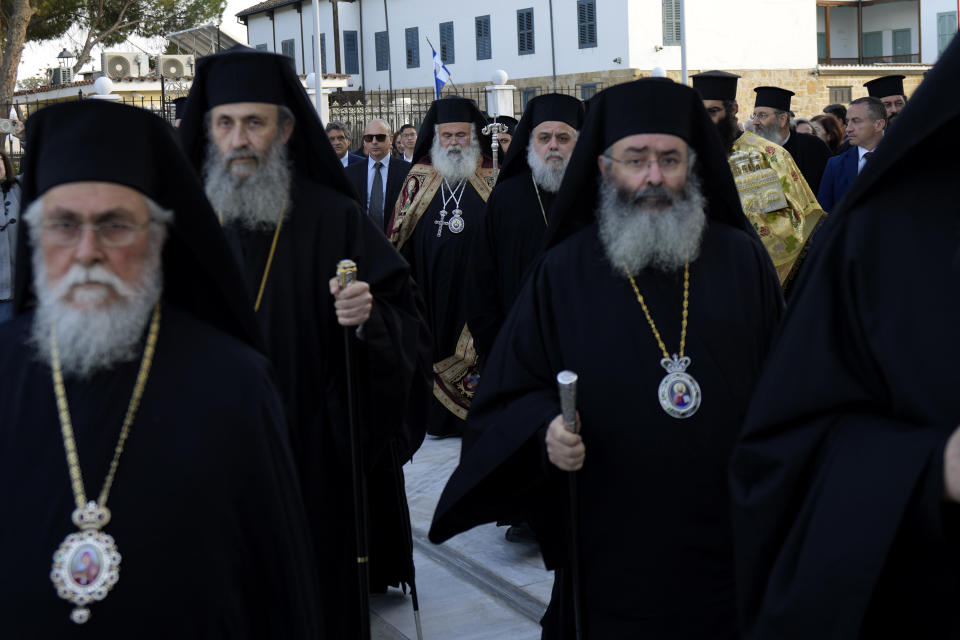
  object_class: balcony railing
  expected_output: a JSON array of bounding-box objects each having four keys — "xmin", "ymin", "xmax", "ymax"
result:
[{"xmin": 819, "ymin": 53, "xmax": 921, "ymax": 65}]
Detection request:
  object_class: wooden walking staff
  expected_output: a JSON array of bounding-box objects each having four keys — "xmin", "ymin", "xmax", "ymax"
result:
[
  {"xmin": 482, "ymin": 119, "xmax": 509, "ymax": 181},
  {"xmin": 337, "ymin": 259, "xmax": 372, "ymax": 640},
  {"xmin": 557, "ymin": 370, "xmax": 584, "ymax": 640}
]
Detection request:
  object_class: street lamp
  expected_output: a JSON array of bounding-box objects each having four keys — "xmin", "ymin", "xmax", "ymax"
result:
[{"xmin": 57, "ymin": 48, "xmax": 76, "ymax": 69}]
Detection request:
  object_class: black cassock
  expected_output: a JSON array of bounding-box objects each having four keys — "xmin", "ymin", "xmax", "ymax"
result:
[
  {"xmin": 431, "ymin": 221, "xmax": 782, "ymax": 638},
  {"xmin": 224, "ymin": 175, "xmax": 429, "ymax": 637},
  {"xmin": 782, "ymin": 130, "xmax": 832, "ymax": 194},
  {"xmin": 467, "ymin": 172, "xmax": 554, "ymax": 365},
  {"xmin": 730, "ymin": 116, "xmax": 960, "ymax": 638},
  {"xmin": 0, "ymin": 305, "xmax": 321, "ymax": 639},
  {"xmin": 400, "ymin": 180, "xmax": 488, "ymax": 437}
]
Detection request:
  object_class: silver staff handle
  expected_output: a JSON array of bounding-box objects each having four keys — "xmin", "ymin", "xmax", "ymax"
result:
[{"xmin": 557, "ymin": 370, "xmax": 579, "ymax": 434}]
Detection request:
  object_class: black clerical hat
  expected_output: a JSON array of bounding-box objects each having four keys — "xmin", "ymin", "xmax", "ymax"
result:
[
  {"xmin": 410, "ymin": 96, "xmax": 492, "ymax": 165},
  {"xmin": 864, "ymin": 74, "xmax": 906, "ymax": 98},
  {"xmin": 754, "ymin": 86, "xmax": 794, "ymax": 112},
  {"xmin": 178, "ymin": 45, "xmax": 354, "ymax": 201},
  {"xmin": 498, "ymin": 93, "xmax": 585, "ymax": 183},
  {"xmin": 691, "ymin": 70, "xmax": 741, "ymax": 102},
  {"xmin": 172, "ymin": 97, "xmax": 188, "ymax": 120},
  {"xmin": 494, "ymin": 115, "xmax": 518, "ymax": 136},
  {"xmin": 14, "ymin": 100, "xmax": 263, "ymax": 352},
  {"xmin": 543, "ymin": 78, "xmax": 756, "ymax": 250}
]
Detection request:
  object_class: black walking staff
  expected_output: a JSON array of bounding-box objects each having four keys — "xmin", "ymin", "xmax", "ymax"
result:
[
  {"xmin": 557, "ymin": 370, "xmax": 584, "ymax": 640},
  {"xmin": 337, "ymin": 259, "xmax": 371, "ymax": 640}
]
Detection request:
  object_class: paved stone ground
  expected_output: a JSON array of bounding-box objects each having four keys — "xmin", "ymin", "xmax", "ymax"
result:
[{"xmin": 370, "ymin": 437, "xmax": 553, "ymax": 639}]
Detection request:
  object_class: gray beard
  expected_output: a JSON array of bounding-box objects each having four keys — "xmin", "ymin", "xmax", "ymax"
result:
[
  {"xmin": 597, "ymin": 172, "xmax": 708, "ymax": 275},
  {"xmin": 29, "ymin": 234, "xmax": 164, "ymax": 378},
  {"xmin": 754, "ymin": 124, "xmax": 786, "ymax": 146},
  {"xmin": 527, "ymin": 144, "xmax": 569, "ymax": 193},
  {"xmin": 204, "ymin": 137, "xmax": 292, "ymax": 231},
  {"xmin": 430, "ymin": 134, "xmax": 481, "ymax": 183}
]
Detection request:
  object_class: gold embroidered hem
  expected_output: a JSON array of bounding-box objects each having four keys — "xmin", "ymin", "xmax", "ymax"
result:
[
  {"xmin": 730, "ymin": 131, "xmax": 827, "ymax": 284},
  {"xmin": 387, "ymin": 160, "xmax": 494, "ymax": 250},
  {"xmin": 433, "ymin": 324, "xmax": 480, "ymax": 420}
]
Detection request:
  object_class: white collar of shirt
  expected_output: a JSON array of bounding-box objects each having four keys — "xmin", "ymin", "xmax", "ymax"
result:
[
  {"xmin": 403, "ymin": 152, "xmax": 414, "ymax": 163},
  {"xmin": 368, "ymin": 154, "xmax": 390, "ymax": 171},
  {"xmin": 340, "ymin": 154, "xmax": 349, "ymax": 167}
]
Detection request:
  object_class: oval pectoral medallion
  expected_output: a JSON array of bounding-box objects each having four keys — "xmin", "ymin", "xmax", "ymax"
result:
[
  {"xmin": 51, "ymin": 529, "xmax": 121, "ymax": 624},
  {"xmin": 658, "ymin": 371, "xmax": 702, "ymax": 418},
  {"xmin": 448, "ymin": 211, "xmax": 465, "ymax": 234}
]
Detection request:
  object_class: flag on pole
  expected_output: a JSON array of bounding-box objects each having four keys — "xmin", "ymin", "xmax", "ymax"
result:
[{"xmin": 432, "ymin": 45, "xmax": 450, "ymax": 99}]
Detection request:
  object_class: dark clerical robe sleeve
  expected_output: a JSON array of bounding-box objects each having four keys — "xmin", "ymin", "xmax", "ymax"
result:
[{"xmin": 730, "ymin": 176, "xmax": 960, "ymax": 639}]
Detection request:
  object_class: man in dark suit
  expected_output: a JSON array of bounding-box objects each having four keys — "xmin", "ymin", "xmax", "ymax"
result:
[
  {"xmin": 326, "ymin": 121, "xmax": 364, "ymax": 167},
  {"xmin": 817, "ymin": 96, "xmax": 886, "ymax": 212},
  {"xmin": 750, "ymin": 86, "xmax": 832, "ymax": 193},
  {"xmin": 345, "ymin": 119, "xmax": 410, "ymax": 233}
]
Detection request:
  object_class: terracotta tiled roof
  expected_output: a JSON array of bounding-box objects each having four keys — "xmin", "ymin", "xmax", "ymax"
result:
[
  {"xmin": 236, "ymin": 0, "xmax": 300, "ymax": 17},
  {"xmin": 13, "ymin": 73, "xmax": 189, "ymax": 97},
  {"xmin": 236, "ymin": 0, "xmax": 355, "ymax": 18}
]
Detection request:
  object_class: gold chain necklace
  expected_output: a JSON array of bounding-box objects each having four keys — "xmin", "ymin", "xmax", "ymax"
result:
[
  {"xmin": 219, "ymin": 196, "xmax": 287, "ymax": 312},
  {"xmin": 531, "ymin": 174, "xmax": 548, "ymax": 227},
  {"xmin": 49, "ymin": 303, "xmax": 161, "ymax": 624},
  {"xmin": 625, "ymin": 264, "xmax": 702, "ymax": 419}
]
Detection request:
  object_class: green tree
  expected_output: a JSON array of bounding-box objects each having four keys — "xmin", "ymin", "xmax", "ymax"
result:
[
  {"xmin": 0, "ymin": 0, "xmax": 225, "ymax": 111},
  {"xmin": 66, "ymin": 0, "xmax": 227, "ymax": 74}
]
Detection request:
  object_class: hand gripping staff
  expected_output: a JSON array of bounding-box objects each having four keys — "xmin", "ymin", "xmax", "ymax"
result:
[
  {"xmin": 557, "ymin": 370, "xmax": 584, "ymax": 640},
  {"xmin": 337, "ymin": 259, "xmax": 371, "ymax": 640}
]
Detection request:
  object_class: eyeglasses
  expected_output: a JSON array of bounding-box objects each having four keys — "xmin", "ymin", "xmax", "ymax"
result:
[
  {"xmin": 400, "ymin": 132, "xmax": 417, "ymax": 139},
  {"xmin": 363, "ymin": 133, "xmax": 388, "ymax": 142},
  {"xmin": 41, "ymin": 219, "xmax": 150, "ymax": 248},
  {"xmin": 604, "ymin": 152, "xmax": 686, "ymax": 176}
]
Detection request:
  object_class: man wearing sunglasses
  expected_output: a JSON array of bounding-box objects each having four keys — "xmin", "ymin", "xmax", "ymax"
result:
[{"xmin": 345, "ymin": 119, "xmax": 411, "ymax": 234}]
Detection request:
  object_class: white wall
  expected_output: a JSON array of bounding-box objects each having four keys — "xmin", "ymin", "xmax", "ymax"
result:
[
  {"xmin": 247, "ymin": 14, "xmax": 273, "ymax": 51},
  {"xmin": 828, "ymin": 5, "xmax": 860, "ymax": 58},
  {"xmin": 241, "ymin": 0, "xmax": 827, "ymax": 91},
  {"xmin": 684, "ymin": 0, "xmax": 817, "ymax": 69},
  {"xmin": 921, "ymin": 0, "xmax": 958, "ymax": 63},
  {"xmin": 861, "ymin": 1, "xmax": 919, "ymax": 55}
]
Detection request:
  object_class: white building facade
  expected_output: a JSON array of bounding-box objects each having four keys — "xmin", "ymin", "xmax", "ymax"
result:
[{"xmin": 236, "ymin": 0, "xmax": 953, "ymax": 115}]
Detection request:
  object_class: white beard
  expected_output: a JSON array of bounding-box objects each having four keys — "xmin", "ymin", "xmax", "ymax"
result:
[
  {"xmin": 29, "ymin": 239, "xmax": 164, "ymax": 378},
  {"xmin": 597, "ymin": 170, "xmax": 708, "ymax": 275},
  {"xmin": 204, "ymin": 136, "xmax": 292, "ymax": 231},
  {"xmin": 430, "ymin": 133, "xmax": 481, "ymax": 184},
  {"xmin": 527, "ymin": 144, "xmax": 570, "ymax": 193}
]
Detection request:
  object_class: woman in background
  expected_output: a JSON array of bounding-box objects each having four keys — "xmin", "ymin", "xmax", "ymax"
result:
[{"xmin": 811, "ymin": 113, "xmax": 846, "ymax": 154}]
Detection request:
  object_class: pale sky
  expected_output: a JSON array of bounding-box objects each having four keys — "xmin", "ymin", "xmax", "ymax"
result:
[{"xmin": 16, "ymin": 0, "xmax": 251, "ymax": 86}]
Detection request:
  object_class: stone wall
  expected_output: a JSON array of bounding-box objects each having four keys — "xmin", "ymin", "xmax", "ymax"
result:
[{"xmin": 373, "ymin": 67, "xmax": 927, "ymax": 119}]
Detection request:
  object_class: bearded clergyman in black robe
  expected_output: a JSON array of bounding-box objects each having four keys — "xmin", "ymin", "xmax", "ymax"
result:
[
  {"xmin": 430, "ymin": 79, "xmax": 783, "ymax": 638},
  {"xmin": 0, "ymin": 101, "xmax": 321, "ymax": 637},
  {"xmin": 467, "ymin": 93, "xmax": 585, "ymax": 366},
  {"xmin": 750, "ymin": 86, "xmax": 832, "ymax": 194},
  {"xmin": 178, "ymin": 47, "xmax": 431, "ymax": 638},
  {"xmin": 387, "ymin": 97, "xmax": 495, "ymax": 438},
  {"xmin": 730, "ymin": 36, "xmax": 960, "ymax": 640}
]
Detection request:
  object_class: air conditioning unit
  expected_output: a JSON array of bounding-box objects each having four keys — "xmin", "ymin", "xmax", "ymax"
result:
[
  {"xmin": 46, "ymin": 67, "xmax": 73, "ymax": 85},
  {"xmin": 101, "ymin": 52, "xmax": 145, "ymax": 80},
  {"xmin": 157, "ymin": 55, "xmax": 195, "ymax": 79}
]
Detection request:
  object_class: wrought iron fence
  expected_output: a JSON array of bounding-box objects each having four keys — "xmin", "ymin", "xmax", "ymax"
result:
[
  {"xmin": 3, "ymin": 83, "xmax": 599, "ymax": 166},
  {"xmin": 328, "ymin": 85, "xmax": 596, "ymax": 152}
]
